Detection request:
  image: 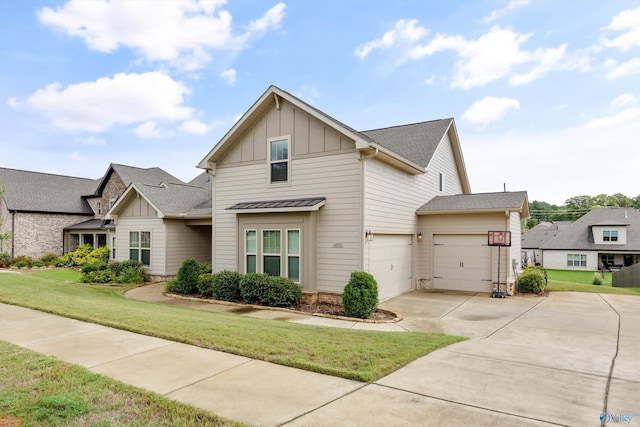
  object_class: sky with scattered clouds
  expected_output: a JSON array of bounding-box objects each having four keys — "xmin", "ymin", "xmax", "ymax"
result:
[{"xmin": 1, "ymin": 0, "xmax": 639, "ymax": 205}]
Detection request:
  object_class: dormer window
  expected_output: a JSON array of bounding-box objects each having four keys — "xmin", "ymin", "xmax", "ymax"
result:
[
  {"xmin": 269, "ymin": 137, "xmax": 289, "ymax": 184},
  {"xmin": 603, "ymin": 230, "xmax": 618, "ymax": 242}
]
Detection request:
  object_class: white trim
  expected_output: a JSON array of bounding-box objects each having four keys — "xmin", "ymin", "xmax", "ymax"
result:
[
  {"xmin": 262, "ymin": 229, "xmax": 282, "ymax": 276},
  {"xmin": 267, "ymin": 135, "xmax": 291, "ymax": 186},
  {"xmin": 286, "ymin": 228, "xmax": 301, "ymax": 283},
  {"xmin": 245, "ymin": 229, "xmax": 257, "ymax": 274}
]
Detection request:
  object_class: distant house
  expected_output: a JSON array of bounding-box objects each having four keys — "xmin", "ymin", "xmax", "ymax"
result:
[
  {"xmin": 105, "ymin": 173, "xmax": 211, "ymax": 278},
  {"xmin": 522, "ymin": 208, "xmax": 640, "ymax": 270},
  {"xmin": 0, "ymin": 164, "xmax": 210, "ymax": 275},
  {"xmin": 197, "ymin": 85, "xmax": 529, "ymax": 300},
  {"xmin": 521, "ymin": 221, "xmax": 571, "ymax": 266}
]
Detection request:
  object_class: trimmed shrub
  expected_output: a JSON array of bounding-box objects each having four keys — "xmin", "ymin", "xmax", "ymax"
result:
[
  {"xmin": 165, "ymin": 280, "xmax": 179, "ymax": 293},
  {"xmin": 60, "ymin": 244, "xmax": 93, "ymax": 266},
  {"xmin": 117, "ymin": 265, "xmax": 145, "ymax": 284},
  {"xmin": 342, "ymin": 271, "xmax": 378, "ymax": 319},
  {"xmin": 200, "ymin": 262, "xmax": 212, "ymax": 274},
  {"xmin": 197, "ymin": 273, "xmax": 216, "ymax": 297},
  {"xmin": 12, "ymin": 255, "xmax": 33, "ymax": 269},
  {"xmin": 87, "ymin": 246, "xmax": 109, "ymax": 264},
  {"xmin": 212, "ymin": 270, "xmax": 243, "ymax": 302},
  {"xmin": 82, "ymin": 269, "xmax": 116, "ymax": 283},
  {"xmin": 0, "ymin": 252, "xmax": 10, "ymax": 268},
  {"xmin": 81, "ymin": 261, "xmax": 107, "ymax": 274},
  {"xmin": 40, "ymin": 253, "xmax": 59, "ymax": 266},
  {"xmin": 518, "ymin": 266, "xmax": 547, "ymax": 293},
  {"xmin": 239, "ymin": 273, "xmax": 271, "ymax": 304},
  {"xmin": 31, "ymin": 260, "xmax": 45, "ymax": 268},
  {"xmin": 108, "ymin": 260, "xmax": 143, "ymax": 277},
  {"xmin": 260, "ymin": 276, "xmax": 301, "ymax": 307},
  {"xmin": 592, "ymin": 273, "xmax": 603, "ymax": 286},
  {"xmin": 172, "ymin": 258, "xmax": 202, "ymax": 294}
]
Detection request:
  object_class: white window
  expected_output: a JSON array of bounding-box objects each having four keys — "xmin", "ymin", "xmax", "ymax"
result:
[
  {"xmin": 567, "ymin": 253, "xmax": 586, "ymax": 267},
  {"xmin": 439, "ymin": 173, "xmax": 445, "ymax": 192},
  {"xmin": 129, "ymin": 231, "xmax": 151, "ymax": 266},
  {"xmin": 269, "ymin": 137, "xmax": 289, "ymax": 184},
  {"xmin": 262, "ymin": 230, "xmax": 281, "ymax": 276},
  {"xmin": 111, "ymin": 236, "xmax": 116, "ymax": 259},
  {"xmin": 603, "ymin": 230, "xmax": 618, "ymax": 242},
  {"xmin": 245, "ymin": 230, "xmax": 257, "ymax": 274},
  {"xmin": 287, "ymin": 229, "xmax": 300, "ymax": 282}
]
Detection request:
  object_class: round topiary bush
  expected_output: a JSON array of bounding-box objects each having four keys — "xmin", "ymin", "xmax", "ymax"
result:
[
  {"xmin": 342, "ymin": 271, "xmax": 378, "ymax": 319},
  {"xmin": 212, "ymin": 270, "xmax": 242, "ymax": 301},
  {"xmin": 173, "ymin": 258, "xmax": 202, "ymax": 294},
  {"xmin": 239, "ymin": 273, "xmax": 270, "ymax": 304},
  {"xmin": 518, "ymin": 266, "xmax": 547, "ymax": 293}
]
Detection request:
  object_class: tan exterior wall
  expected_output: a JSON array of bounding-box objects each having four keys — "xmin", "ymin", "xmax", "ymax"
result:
[
  {"xmin": 165, "ymin": 221, "xmax": 212, "ymax": 274},
  {"xmin": 113, "ymin": 217, "xmax": 166, "ymax": 275},
  {"xmin": 213, "ymin": 153, "xmax": 362, "ymax": 293},
  {"xmin": 542, "ymin": 250, "xmax": 599, "ymax": 271},
  {"xmin": 416, "ymin": 212, "xmax": 515, "ymax": 287},
  {"xmin": 428, "ymin": 131, "xmax": 465, "ymax": 195},
  {"xmin": 10, "ymin": 212, "xmax": 93, "ymax": 258}
]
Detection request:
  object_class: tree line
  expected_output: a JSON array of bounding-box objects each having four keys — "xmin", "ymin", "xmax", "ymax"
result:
[{"xmin": 526, "ymin": 193, "xmax": 640, "ymax": 230}]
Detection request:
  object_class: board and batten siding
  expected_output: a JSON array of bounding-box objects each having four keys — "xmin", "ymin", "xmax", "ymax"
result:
[
  {"xmin": 416, "ymin": 213, "xmax": 512, "ymax": 287},
  {"xmin": 113, "ymin": 197, "xmax": 166, "ymax": 275},
  {"xmin": 213, "ymin": 152, "xmax": 362, "ymax": 293},
  {"xmin": 164, "ymin": 221, "xmax": 211, "ymax": 275}
]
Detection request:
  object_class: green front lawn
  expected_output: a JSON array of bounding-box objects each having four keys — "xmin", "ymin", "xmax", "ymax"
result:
[
  {"xmin": 546, "ymin": 269, "xmax": 640, "ymax": 295},
  {"xmin": 0, "ymin": 340, "xmax": 244, "ymax": 427},
  {"xmin": 0, "ymin": 270, "xmax": 465, "ymax": 382}
]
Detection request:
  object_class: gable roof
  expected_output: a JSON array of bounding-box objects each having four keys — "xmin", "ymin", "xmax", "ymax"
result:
[
  {"xmin": 107, "ymin": 181, "xmax": 211, "ymax": 219},
  {"xmin": 416, "ymin": 191, "xmax": 529, "ymax": 216},
  {"xmin": 540, "ymin": 207, "xmax": 640, "ymax": 251},
  {"xmin": 92, "ymin": 163, "xmax": 183, "ymax": 196},
  {"xmin": 197, "ymin": 85, "xmax": 469, "ymax": 184},
  {"xmin": 0, "ymin": 167, "xmax": 96, "ymax": 215},
  {"xmin": 522, "ymin": 221, "xmax": 571, "ymax": 249}
]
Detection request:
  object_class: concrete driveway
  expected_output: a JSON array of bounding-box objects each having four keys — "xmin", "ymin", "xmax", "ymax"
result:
[{"xmin": 286, "ymin": 291, "xmax": 640, "ymax": 426}]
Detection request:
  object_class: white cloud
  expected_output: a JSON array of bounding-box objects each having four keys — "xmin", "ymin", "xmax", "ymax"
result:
[
  {"xmin": 606, "ymin": 57, "xmax": 640, "ymax": 79},
  {"xmin": 74, "ymin": 135, "xmax": 106, "ymax": 146},
  {"xmin": 355, "ymin": 19, "xmax": 428, "ymax": 59},
  {"xmin": 178, "ymin": 119, "xmax": 211, "ymax": 135},
  {"xmin": 247, "ymin": 2, "xmax": 286, "ymax": 32},
  {"xmin": 26, "ymin": 72, "xmax": 194, "ymax": 132},
  {"xmin": 600, "ymin": 6, "xmax": 640, "ymax": 51},
  {"xmin": 37, "ymin": 0, "xmax": 286, "ymax": 71},
  {"xmin": 462, "ymin": 96, "xmax": 520, "ymax": 125},
  {"xmin": 482, "ymin": 0, "xmax": 531, "ymax": 24},
  {"xmin": 611, "ymin": 93, "xmax": 638, "ymax": 107},
  {"xmin": 220, "ymin": 68, "xmax": 237, "ymax": 85},
  {"xmin": 134, "ymin": 121, "xmax": 169, "ymax": 139}
]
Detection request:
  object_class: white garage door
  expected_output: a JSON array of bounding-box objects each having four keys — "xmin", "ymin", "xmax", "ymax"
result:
[
  {"xmin": 433, "ymin": 234, "xmax": 492, "ymax": 292},
  {"xmin": 369, "ymin": 234, "xmax": 413, "ymax": 300}
]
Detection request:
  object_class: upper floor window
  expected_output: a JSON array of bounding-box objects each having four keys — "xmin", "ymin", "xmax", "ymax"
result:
[
  {"xmin": 97, "ymin": 201, "xmax": 102, "ymax": 215},
  {"xmin": 603, "ymin": 230, "xmax": 618, "ymax": 242},
  {"xmin": 269, "ymin": 137, "xmax": 289, "ymax": 183},
  {"xmin": 439, "ymin": 173, "xmax": 445, "ymax": 192}
]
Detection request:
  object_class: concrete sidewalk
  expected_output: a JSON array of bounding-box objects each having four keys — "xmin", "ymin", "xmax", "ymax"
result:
[{"xmin": 1, "ymin": 287, "xmax": 638, "ymax": 426}]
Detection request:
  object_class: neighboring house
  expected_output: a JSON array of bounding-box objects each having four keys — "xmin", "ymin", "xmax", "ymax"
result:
[
  {"xmin": 521, "ymin": 221, "xmax": 571, "ymax": 266},
  {"xmin": 105, "ymin": 173, "xmax": 212, "ymax": 278},
  {"xmin": 523, "ymin": 207, "xmax": 640, "ymax": 271},
  {"xmin": 0, "ymin": 164, "xmax": 198, "ymax": 267},
  {"xmin": 197, "ymin": 85, "xmax": 528, "ymax": 300},
  {"xmin": 0, "ymin": 168, "xmax": 98, "ymax": 258}
]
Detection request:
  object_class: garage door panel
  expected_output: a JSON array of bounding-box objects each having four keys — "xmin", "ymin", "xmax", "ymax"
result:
[
  {"xmin": 369, "ymin": 235, "xmax": 412, "ymax": 300},
  {"xmin": 433, "ymin": 234, "xmax": 492, "ymax": 292}
]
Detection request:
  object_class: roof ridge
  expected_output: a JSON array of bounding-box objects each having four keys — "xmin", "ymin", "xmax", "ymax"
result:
[{"xmin": 361, "ymin": 118, "xmax": 453, "ymax": 133}]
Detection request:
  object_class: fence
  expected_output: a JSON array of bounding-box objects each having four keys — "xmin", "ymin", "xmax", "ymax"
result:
[{"xmin": 612, "ymin": 263, "xmax": 640, "ymax": 288}]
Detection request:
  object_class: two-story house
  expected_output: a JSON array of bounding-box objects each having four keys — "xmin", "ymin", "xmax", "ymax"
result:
[{"xmin": 197, "ymin": 86, "xmax": 528, "ymax": 300}]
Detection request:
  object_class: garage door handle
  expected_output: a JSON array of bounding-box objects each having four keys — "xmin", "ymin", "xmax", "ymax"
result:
[
  {"xmin": 434, "ymin": 276, "xmax": 444, "ymax": 279},
  {"xmin": 481, "ymin": 279, "xmax": 492, "ymax": 281}
]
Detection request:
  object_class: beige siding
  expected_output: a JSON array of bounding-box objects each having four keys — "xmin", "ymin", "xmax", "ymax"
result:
[
  {"xmin": 427, "ymin": 132, "xmax": 464, "ymax": 195},
  {"xmin": 164, "ymin": 221, "xmax": 212, "ymax": 275},
  {"xmin": 114, "ymin": 217, "xmax": 166, "ymax": 275},
  {"xmin": 213, "ymin": 152, "xmax": 362, "ymax": 293},
  {"xmin": 509, "ymin": 212, "xmax": 523, "ymax": 275},
  {"xmin": 416, "ymin": 213, "xmax": 510, "ymax": 286},
  {"xmin": 217, "ymin": 100, "xmax": 355, "ymax": 165},
  {"xmin": 118, "ymin": 196, "xmax": 157, "ymax": 218},
  {"xmin": 542, "ymin": 250, "xmax": 599, "ymax": 271}
]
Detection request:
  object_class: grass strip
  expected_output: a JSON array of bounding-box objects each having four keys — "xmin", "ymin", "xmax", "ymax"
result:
[
  {"xmin": 0, "ymin": 271, "xmax": 466, "ymax": 382},
  {"xmin": 546, "ymin": 269, "xmax": 640, "ymax": 295},
  {"xmin": 0, "ymin": 340, "xmax": 245, "ymax": 426}
]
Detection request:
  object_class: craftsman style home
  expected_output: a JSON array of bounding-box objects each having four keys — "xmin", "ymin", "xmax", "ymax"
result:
[{"xmin": 197, "ymin": 86, "xmax": 529, "ymax": 300}]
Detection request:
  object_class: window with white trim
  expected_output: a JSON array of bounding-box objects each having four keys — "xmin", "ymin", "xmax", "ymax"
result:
[
  {"xmin": 129, "ymin": 231, "xmax": 151, "ymax": 266},
  {"xmin": 269, "ymin": 137, "xmax": 289, "ymax": 183},
  {"xmin": 603, "ymin": 230, "xmax": 618, "ymax": 242},
  {"xmin": 111, "ymin": 236, "xmax": 116, "ymax": 259},
  {"xmin": 287, "ymin": 229, "xmax": 300, "ymax": 282},
  {"xmin": 246, "ymin": 230, "xmax": 257, "ymax": 273},
  {"xmin": 262, "ymin": 230, "xmax": 281, "ymax": 276},
  {"xmin": 439, "ymin": 173, "xmax": 445, "ymax": 192},
  {"xmin": 567, "ymin": 253, "xmax": 586, "ymax": 267}
]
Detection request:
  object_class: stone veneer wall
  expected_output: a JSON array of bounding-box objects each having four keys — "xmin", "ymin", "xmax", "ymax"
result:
[
  {"xmin": 12, "ymin": 212, "xmax": 93, "ymax": 259},
  {"xmin": 102, "ymin": 173, "xmax": 126, "ymax": 214},
  {"xmin": 0, "ymin": 198, "xmax": 11, "ymax": 254}
]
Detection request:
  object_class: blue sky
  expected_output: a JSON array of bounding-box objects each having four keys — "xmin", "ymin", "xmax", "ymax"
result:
[{"xmin": 1, "ymin": 0, "xmax": 639, "ymax": 205}]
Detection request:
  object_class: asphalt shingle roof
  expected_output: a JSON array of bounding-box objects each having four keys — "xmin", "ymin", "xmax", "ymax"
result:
[
  {"xmin": 132, "ymin": 181, "xmax": 211, "ymax": 218},
  {"xmin": 417, "ymin": 191, "xmax": 528, "ymax": 213},
  {"xmin": 521, "ymin": 221, "xmax": 571, "ymax": 249},
  {"xmin": 540, "ymin": 207, "xmax": 640, "ymax": 251},
  {"xmin": 361, "ymin": 119, "xmax": 453, "ymax": 169},
  {"xmin": 0, "ymin": 167, "xmax": 97, "ymax": 214},
  {"xmin": 94, "ymin": 164, "xmax": 184, "ymax": 195}
]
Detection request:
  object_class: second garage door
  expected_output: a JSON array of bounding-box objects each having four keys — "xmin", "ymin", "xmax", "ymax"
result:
[
  {"xmin": 432, "ymin": 234, "xmax": 492, "ymax": 292},
  {"xmin": 368, "ymin": 234, "xmax": 413, "ymax": 300}
]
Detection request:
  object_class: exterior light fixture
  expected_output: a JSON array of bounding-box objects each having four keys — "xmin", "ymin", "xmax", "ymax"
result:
[
  {"xmin": 417, "ymin": 232, "xmax": 423, "ymax": 241},
  {"xmin": 365, "ymin": 229, "xmax": 373, "ymax": 241}
]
